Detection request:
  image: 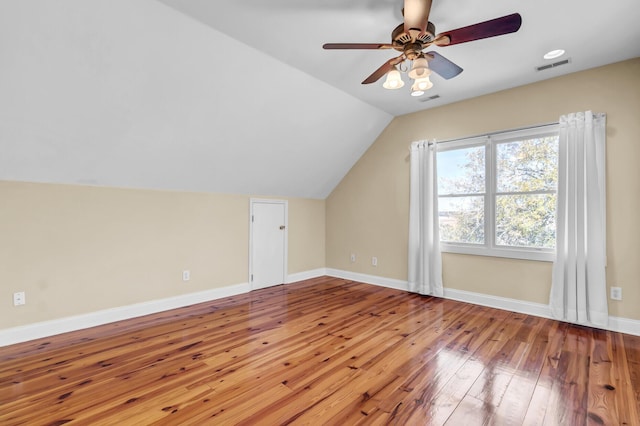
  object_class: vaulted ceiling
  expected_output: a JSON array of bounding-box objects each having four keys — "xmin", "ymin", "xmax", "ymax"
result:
[
  {"xmin": 1, "ymin": 1, "xmax": 638, "ymax": 199},
  {"xmin": 159, "ymin": 0, "xmax": 640, "ymax": 116},
  {"xmin": 0, "ymin": 0, "xmax": 391, "ymax": 199}
]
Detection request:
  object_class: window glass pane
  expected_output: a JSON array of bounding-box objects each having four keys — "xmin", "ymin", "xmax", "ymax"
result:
[
  {"xmin": 439, "ymin": 196, "xmax": 485, "ymax": 244},
  {"xmin": 495, "ymin": 194, "xmax": 557, "ymax": 248},
  {"xmin": 496, "ymin": 137, "xmax": 558, "ymax": 193},
  {"xmin": 437, "ymin": 146, "xmax": 485, "ymax": 195}
]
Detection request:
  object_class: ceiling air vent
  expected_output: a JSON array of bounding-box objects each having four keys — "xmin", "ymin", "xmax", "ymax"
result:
[
  {"xmin": 418, "ymin": 94, "xmax": 441, "ymax": 102},
  {"xmin": 536, "ymin": 58, "xmax": 571, "ymax": 72}
]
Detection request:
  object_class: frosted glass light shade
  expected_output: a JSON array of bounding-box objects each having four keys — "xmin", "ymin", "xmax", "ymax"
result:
[
  {"xmin": 410, "ymin": 76, "xmax": 433, "ymax": 96},
  {"xmin": 382, "ymin": 69, "xmax": 404, "ymax": 89},
  {"xmin": 408, "ymin": 57, "xmax": 432, "ymax": 79}
]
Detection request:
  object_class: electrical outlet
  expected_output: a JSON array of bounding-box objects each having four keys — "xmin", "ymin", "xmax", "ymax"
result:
[
  {"xmin": 372, "ymin": 257, "xmax": 378, "ymax": 267},
  {"xmin": 350, "ymin": 253, "xmax": 356, "ymax": 263},
  {"xmin": 610, "ymin": 286, "xmax": 622, "ymax": 301},
  {"xmin": 13, "ymin": 292, "xmax": 26, "ymax": 306},
  {"xmin": 182, "ymin": 270, "xmax": 191, "ymax": 281}
]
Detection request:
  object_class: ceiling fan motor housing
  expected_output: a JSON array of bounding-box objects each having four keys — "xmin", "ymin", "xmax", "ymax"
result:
[{"xmin": 392, "ymin": 21, "xmax": 436, "ymax": 56}]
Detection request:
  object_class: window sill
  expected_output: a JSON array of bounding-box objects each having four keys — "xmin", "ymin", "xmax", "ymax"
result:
[{"xmin": 441, "ymin": 244, "xmax": 555, "ymax": 262}]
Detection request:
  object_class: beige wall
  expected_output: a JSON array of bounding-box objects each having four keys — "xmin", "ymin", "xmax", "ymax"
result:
[
  {"xmin": 0, "ymin": 181, "xmax": 325, "ymax": 329},
  {"xmin": 2, "ymin": 59, "xmax": 638, "ymax": 333},
  {"xmin": 327, "ymin": 58, "xmax": 640, "ymax": 320}
]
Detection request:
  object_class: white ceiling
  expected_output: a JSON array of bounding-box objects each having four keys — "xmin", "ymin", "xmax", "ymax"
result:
[
  {"xmin": 0, "ymin": 0, "xmax": 391, "ymax": 199},
  {"xmin": 1, "ymin": 1, "xmax": 638, "ymax": 200},
  {"xmin": 158, "ymin": 0, "xmax": 640, "ymax": 116}
]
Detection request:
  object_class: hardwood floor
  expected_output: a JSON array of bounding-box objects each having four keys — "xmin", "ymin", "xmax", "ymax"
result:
[{"xmin": 1, "ymin": 276, "xmax": 639, "ymax": 425}]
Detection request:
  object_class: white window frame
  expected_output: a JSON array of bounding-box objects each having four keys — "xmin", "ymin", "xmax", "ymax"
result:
[{"xmin": 437, "ymin": 124, "xmax": 559, "ymax": 262}]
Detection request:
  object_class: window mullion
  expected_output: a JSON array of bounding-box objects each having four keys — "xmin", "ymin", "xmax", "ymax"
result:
[
  {"xmin": 496, "ymin": 189, "xmax": 557, "ymax": 196},
  {"xmin": 436, "ymin": 126, "xmax": 559, "ymax": 259},
  {"xmin": 439, "ymin": 193, "xmax": 485, "ymax": 198},
  {"xmin": 486, "ymin": 137, "xmax": 494, "ymax": 249}
]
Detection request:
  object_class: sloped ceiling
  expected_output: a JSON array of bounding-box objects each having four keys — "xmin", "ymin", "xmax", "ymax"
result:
[
  {"xmin": 158, "ymin": 0, "xmax": 640, "ymax": 117},
  {"xmin": 0, "ymin": 0, "xmax": 392, "ymax": 199}
]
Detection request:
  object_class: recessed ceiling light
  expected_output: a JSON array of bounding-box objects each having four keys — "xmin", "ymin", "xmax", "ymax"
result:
[{"xmin": 544, "ymin": 49, "xmax": 565, "ymax": 60}]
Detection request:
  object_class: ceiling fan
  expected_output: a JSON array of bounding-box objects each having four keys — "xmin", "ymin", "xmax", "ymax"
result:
[{"xmin": 322, "ymin": 0, "xmax": 522, "ymax": 96}]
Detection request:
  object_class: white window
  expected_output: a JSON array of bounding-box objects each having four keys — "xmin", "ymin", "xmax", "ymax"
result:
[{"xmin": 437, "ymin": 125, "xmax": 559, "ymax": 261}]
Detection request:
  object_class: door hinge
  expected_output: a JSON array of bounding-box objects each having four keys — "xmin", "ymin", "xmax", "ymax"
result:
[
  {"xmin": 251, "ymin": 215, "xmax": 254, "ymax": 222},
  {"xmin": 251, "ymin": 274, "xmax": 253, "ymax": 282}
]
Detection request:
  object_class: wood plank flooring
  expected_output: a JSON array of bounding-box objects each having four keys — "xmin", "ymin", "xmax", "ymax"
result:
[{"xmin": 1, "ymin": 276, "xmax": 639, "ymax": 425}]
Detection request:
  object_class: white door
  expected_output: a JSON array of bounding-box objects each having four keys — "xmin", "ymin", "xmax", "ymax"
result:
[{"xmin": 250, "ymin": 199, "xmax": 287, "ymax": 290}]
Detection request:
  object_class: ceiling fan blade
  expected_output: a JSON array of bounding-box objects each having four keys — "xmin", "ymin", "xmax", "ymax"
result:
[
  {"xmin": 403, "ymin": 0, "xmax": 433, "ymax": 34},
  {"xmin": 434, "ymin": 13, "xmax": 522, "ymax": 46},
  {"xmin": 425, "ymin": 51, "xmax": 463, "ymax": 80},
  {"xmin": 362, "ymin": 55, "xmax": 405, "ymax": 84},
  {"xmin": 323, "ymin": 43, "xmax": 395, "ymax": 50}
]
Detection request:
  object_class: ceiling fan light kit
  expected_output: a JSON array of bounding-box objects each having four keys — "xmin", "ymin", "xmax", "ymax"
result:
[
  {"xmin": 412, "ymin": 75, "xmax": 433, "ymax": 94},
  {"xmin": 382, "ymin": 68, "xmax": 405, "ymax": 89},
  {"xmin": 408, "ymin": 55, "xmax": 432, "ymax": 80},
  {"xmin": 323, "ymin": 0, "xmax": 522, "ymax": 98}
]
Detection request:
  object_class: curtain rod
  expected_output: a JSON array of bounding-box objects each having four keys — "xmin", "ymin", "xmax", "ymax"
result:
[{"xmin": 425, "ymin": 121, "xmax": 559, "ymax": 146}]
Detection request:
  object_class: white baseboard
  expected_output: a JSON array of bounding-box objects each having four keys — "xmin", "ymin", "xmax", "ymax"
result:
[
  {"xmin": 326, "ymin": 269, "xmax": 640, "ymax": 337},
  {"xmin": 0, "ymin": 282, "xmax": 250, "ymax": 347},
  {"xmin": 443, "ymin": 287, "xmax": 554, "ymax": 320},
  {"xmin": 325, "ymin": 268, "xmax": 408, "ymax": 291},
  {"xmin": 1, "ymin": 269, "xmax": 331, "ymax": 348},
  {"xmin": 287, "ymin": 268, "xmax": 327, "ymax": 283},
  {"xmin": 608, "ymin": 316, "xmax": 640, "ymax": 337},
  {"xmin": 3, "ymin": 270, "xmax": 638, "ymax": 347}
]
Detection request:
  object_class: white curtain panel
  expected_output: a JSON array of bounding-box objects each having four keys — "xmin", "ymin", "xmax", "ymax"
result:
[
  {"xmin": 408, "ymin": 140, "xmax": 443, "ymax": 296},
  {"xmin": 550, "ymin": 111, "xmax": 608, "ymax": 327}
]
